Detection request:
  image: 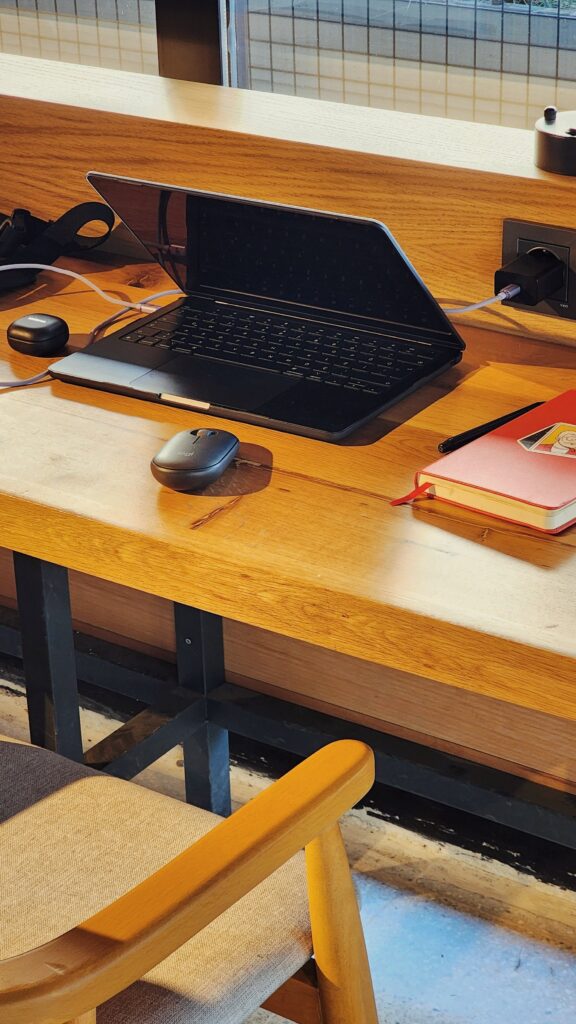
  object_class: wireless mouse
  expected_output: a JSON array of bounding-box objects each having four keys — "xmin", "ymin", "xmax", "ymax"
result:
[{"xmin": 151, "ymin": 427, "xmax": 240, "ymax": 492}]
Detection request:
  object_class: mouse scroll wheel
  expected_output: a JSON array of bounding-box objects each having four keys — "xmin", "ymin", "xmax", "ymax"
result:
[{"xmin": 196, "ymin": 429, "xmax": 217, "ymax": 437}]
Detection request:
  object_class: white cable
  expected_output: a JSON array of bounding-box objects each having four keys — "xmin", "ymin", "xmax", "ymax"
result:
[
  {"xmin": 0, "ymin": 370, "xmax": 52, "ymax": 388},
  {"xmin": 88, "ymin": 288, "xmax": 183, "ymax": 343},
  {"xmin": 443, "ymin": 284, "xmax": 521, "ymax": 314},
  {"xmin": 0, "ymin": 287, "xmax": 183, "ymax": 392},
  {"xmin": 0, "ymin": 263, "xmax": 159, "ymax": 313},
  {"xmin": 0, "ymin": 269, "xmax": 521, "ymax": 393}
]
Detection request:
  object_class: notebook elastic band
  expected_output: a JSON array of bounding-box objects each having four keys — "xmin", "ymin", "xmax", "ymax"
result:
[{"xmin": 390, "ymin": 481, "xmax": 433, "ymax": 506}]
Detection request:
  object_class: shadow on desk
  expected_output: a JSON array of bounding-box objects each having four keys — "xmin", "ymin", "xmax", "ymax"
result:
[
  {"xmin": 1, "ymin": 277, "xmax": 140, "ymax": 317},
  {"xmin": 208, "ymin": 444, "xmax": 273, "ymax": 496},
  {"xmin": 156, "ymin": 443, "xmax": 273, "ymax": 503},
  {"xmin": 342, "ymin": 367, "xmax": 468, "ymax": 446},
  {"xmin": 411, "ymin": 504, "xmax": 576, "ymax": 569}
]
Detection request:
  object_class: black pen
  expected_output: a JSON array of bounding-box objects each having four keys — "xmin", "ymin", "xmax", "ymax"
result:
[{"xmin": 438, "ymin": 401, "xmax": 544, "ymax": 453}]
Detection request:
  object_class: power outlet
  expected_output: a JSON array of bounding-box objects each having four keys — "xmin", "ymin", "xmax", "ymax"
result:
[{"xmin": 501, "ymin": 218, "xmax": 576, "ymax": 319}]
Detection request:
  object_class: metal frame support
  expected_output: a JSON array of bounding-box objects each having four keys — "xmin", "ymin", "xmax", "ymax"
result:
[
  {"xmin": 6, "ymin": 575, "xmax": 576, "ymax": 847},
  {"xmin": 208, "ymin": 683, "xmax": 576, "ymax": 851},
  {"xmin": 12, "ymin": 553, "xmax": 83, "ymax": 762},
  {"xmin": 9, "ymin": 563, "xmax": 218, "ymax": 796},
  {"xmin": 85, "ymin": 688, "xmax": 205, "ymax": 780},
  {"xmin": 174, "ymin": 603, "xmax": 231, "ymax": 815}
]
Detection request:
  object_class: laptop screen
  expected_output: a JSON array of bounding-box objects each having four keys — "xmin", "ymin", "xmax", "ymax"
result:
[{"xmin": 88, "ymin": 174, "xmax": 463, "ymax": 345}]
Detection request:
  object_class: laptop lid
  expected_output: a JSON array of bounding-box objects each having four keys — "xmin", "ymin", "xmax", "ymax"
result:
[{"xmin": 86, "ymin": 172, "xmax": 464, "ymax": 352}]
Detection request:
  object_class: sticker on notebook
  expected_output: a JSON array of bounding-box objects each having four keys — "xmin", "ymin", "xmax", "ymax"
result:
[{"xmin": 518, "ymin": 422, "xmax": 576, "ymax": 457}]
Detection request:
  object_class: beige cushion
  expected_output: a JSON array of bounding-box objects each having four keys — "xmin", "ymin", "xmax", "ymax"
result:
[{"xmin": 0, "ymin": 734, "xmax": 311, "ymax": 1024}]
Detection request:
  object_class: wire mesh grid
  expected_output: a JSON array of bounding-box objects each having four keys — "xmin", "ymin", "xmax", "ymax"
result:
[
  {"xmin": 240, "ymin": 0, "xmax": 576, "ymax": 125},
  {"xmin": 0, "ymin": 0, "xmax": 158, "ymax": 72}
]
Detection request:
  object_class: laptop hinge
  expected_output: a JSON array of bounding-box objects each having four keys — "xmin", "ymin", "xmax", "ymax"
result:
[{"xmin": 210, "ymin": 298, "xmax": 462, "ymax": 350}]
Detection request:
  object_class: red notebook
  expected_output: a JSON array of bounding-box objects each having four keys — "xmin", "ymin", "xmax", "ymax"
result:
[{"xmin": 393, "ymin": 390, "xmax": 576, "ymax": 533}]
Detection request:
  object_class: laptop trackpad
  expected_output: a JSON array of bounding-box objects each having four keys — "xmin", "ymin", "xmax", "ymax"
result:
[{"xmin": 129, "ymin": 356, "xmax": 293, "ymax": 411}]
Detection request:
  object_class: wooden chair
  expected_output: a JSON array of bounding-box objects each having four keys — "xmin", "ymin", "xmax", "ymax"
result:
[{"xmin": 0, "ymin": 733, "xmax": 377, "ymax": 1024}]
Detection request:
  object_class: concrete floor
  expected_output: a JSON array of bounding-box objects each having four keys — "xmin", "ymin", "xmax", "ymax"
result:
[{"xmin": 2, "ymin": 677, "xmax": 576, "ymax": 1024}]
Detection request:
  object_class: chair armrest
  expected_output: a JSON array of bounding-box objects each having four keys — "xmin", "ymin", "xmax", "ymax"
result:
[{"xmin": 0, "ymin": 739, "xmax": 374, "ymax": 1024}]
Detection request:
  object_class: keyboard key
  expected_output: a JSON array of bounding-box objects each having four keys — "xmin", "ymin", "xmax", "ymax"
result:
[
  {"xmin": 398, "ymin": 357, "xmax": 426, "ymax": 367},
  {"xmin": 132, "ymin": 300, "xmax": 448, "ymax": 392},
  {"xmin": 352, "ymin": 371, "xmax": 391, "ymax": 385}
]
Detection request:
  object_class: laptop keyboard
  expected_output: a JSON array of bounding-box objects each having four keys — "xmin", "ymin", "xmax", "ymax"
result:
[{"xmin": 120, "ymin": 302, "xmax": 442, "ymax": 396}]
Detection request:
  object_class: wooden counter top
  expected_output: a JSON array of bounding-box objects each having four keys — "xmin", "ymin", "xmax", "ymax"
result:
[{"xmin": 0, "ymin": 259, "xmax": 575, "ymax": 722}]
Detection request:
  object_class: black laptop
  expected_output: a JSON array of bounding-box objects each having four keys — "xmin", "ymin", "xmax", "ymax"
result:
[{"xmin": 50, "ymin": 173, "xmax": 465, "ymax": 441}]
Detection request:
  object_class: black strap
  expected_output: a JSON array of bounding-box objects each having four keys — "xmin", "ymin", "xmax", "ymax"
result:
[{"xmin": 0, "ymin": 202, "xmax": 114, "ymax": 292}]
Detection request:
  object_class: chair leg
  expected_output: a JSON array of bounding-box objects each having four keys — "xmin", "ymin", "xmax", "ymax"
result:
[
  {"xmin": 305, "ymin": 823, "xmax": 378, "ymax": 1024},
  {"xmin": 262, "ymin": 962, "xmax": 323, "ymax": 1024}
]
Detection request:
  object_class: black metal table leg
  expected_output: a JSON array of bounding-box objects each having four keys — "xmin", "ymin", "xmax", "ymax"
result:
[
  {"xmin": 12, "ymin": 553, "xmax": 83, "ymax": 762},
  {"xmin": 174, "ymin": 603, "xmax": 231, "ymax": 815}
]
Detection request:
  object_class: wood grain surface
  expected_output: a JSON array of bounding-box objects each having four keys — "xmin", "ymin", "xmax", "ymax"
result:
[
  {"xmin": 2, "ymin": 56, "xmax": 576, "ymax": 348},
  {"xmin": 0, "ymin": 261, "xmax": 575, "ymax": 741}
]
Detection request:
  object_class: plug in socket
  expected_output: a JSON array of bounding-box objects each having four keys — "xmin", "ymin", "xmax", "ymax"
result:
[
  {"xmin": 502, "ymin": 218, "xmax": 576, "ymax": 320},
  {"xmin": 495, "ymin": 248, "xmax": 566, "ymax": 305}
]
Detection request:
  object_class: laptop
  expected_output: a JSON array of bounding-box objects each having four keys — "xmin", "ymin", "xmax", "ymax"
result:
[{"xmin": 50, "ymin": 172, "xmax": 465, "ymax": 441}]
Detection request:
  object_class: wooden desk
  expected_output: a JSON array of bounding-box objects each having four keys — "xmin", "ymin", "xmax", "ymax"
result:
[{"xmin": 1, "ymin": 258, "xmax": 576, "ymax": 840}]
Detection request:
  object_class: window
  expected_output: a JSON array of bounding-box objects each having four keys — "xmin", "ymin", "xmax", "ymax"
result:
[
  {"xmin": 3, "ymin": 1, "xmax": 575, "ymax": 129},
  {"xmin": 229, "ymin": 0, "xmax": 576, "ymax": 127},
  {"xmin": 0, "ymin": 0, "xmax": 157, "ymax": 72}
]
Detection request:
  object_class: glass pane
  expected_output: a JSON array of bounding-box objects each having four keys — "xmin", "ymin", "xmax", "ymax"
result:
[
  {"xmin": 229, "ymin": 0, "xmax": 576, "ymax": 128},
  {"xmin": 0, "ymin": 0, "xmax": 158, "ymax": 72}
]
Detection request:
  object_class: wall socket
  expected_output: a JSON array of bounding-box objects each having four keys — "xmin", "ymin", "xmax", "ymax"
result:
[{"xmin": 501, "ymin": 218, "xmax": 576, "ymax": 320}]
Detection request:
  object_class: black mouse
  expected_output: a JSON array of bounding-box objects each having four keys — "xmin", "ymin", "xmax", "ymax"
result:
[
  {"xmin": 151, "ymin": 428, "xmax": 240, "ymax": 492},
  {"xmin": 7, "ymin": 314, "xmax": 69, "ymax": 356}
]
